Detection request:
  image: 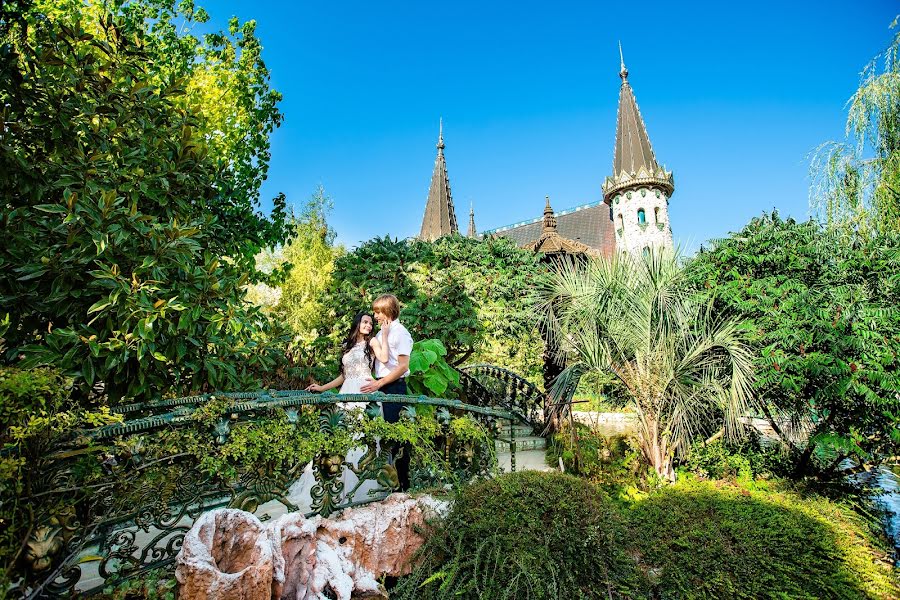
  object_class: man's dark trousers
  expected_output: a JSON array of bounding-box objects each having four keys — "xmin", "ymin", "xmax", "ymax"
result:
[{"xmin": 380, "ymin": 379, "xmax": 411, "ymax": 491}]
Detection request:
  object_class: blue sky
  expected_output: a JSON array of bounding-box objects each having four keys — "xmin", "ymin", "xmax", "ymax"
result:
[{"xmin": 201, "ymin": 1, "xmax": 897, "ymax": 251}]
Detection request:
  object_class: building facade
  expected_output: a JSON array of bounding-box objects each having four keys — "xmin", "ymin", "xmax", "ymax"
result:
[{"xmin": 422, "ymin": 56, "xmax": 676, "ymax": 257}]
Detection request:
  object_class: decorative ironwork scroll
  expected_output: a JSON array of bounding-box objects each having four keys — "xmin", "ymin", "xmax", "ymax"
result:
[{"xmin": 7, "ymin": 388, "xmax": 525, "ymax": 598}]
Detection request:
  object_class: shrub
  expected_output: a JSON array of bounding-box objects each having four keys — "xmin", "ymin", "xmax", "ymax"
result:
[
  {"xmin": 681, "ymin": 437, "xmax": 793, "ymax": 481},
  {"xmin": 630, "ymin": 479, "xmax": 900, "ymax": 599},
  {"xmin": 394, "ymin": 470, "xmax": 647, "ymax": 599},
  {"xmin": 546, "ymin": 422, "xmax": 647, "ymax": 490},
  {"xmin": 686, "ymin": 213, "xmax": 900, "ymax": 478}
]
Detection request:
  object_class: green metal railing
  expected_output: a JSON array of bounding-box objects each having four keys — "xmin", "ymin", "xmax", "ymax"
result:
[{"xmin": 11, "ymin": 388, "xmax": 529, "ymax": 598}]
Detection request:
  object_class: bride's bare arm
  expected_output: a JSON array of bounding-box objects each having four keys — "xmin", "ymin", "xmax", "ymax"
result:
[
  {"xmin": 369, "ymin": 322, "xmax": 390, "ymax": 363},
  {"xmin": 306, "ymin": 374, "xmax": 344, "ymax": 393}
]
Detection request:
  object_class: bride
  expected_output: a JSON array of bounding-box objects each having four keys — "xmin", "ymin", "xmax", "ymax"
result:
[
  {"xmin": 288, "ymin": 312, "xmax": 390, "ymax": 511},
  {"xmin": 305, "ymin": 311, "xmax": 388, "ymax": 396}
]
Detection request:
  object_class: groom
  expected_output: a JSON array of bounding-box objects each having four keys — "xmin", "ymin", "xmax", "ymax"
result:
[{"xmin": 360, "ymin": 293, "xmax": 413, "ymax": 489}]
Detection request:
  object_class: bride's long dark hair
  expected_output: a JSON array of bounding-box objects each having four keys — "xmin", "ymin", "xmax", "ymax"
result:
[{"xmin": 340, "ymin": 311, "xmax": 374, "ymax": 375}]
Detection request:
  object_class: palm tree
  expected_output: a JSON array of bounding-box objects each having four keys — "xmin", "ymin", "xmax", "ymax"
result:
[{"xmin": 537, "ymin": 249, "xmax": 754, "ymax": 482}]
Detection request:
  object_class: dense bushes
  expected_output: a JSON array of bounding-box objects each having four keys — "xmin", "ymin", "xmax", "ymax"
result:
[
  {"xmin": 395, "ymin": 471, "xmax": 646, "ymax": 599},
  {"xmin": 321, "ymin": 235, "xmax": 545, "ymax": 380},
  {"xmin": 0, "ymin": 0, "xmax": 291, "ymax": 402},
  {"xmin": 687, "ymin": 213, "xmax": 900, "ymax": 477},
  {"xmin": 396, "ymin": 471, "xmax": 900, "ymax": 600},
  {"xmin": 631, "ymin": 479, "xmax": 899, "ymax": 599},
  {"xmin": 546, "ymin": 422, "xmax": 647, "ymax": 489}
]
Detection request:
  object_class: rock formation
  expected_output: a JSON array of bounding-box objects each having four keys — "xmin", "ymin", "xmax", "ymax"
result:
[
  {"xmin": 175, "ymin": 508, "xmax": 282, "ymax": 600},
  {"xmin": 175, "ymin": 494, "xmax": 446, "ymax": 600}
]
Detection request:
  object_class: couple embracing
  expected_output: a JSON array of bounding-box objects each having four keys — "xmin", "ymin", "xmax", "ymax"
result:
[
  {"xmin": 304, "ymin": 293, "xmax": 414, "ymax": 489},
  {"xmin": 306, "ymin": 293, "xmax": 413, "ymax": 408}
]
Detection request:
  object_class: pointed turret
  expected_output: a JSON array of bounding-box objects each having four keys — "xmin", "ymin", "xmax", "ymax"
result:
[
  {"xmin": 524, "ymin": 196, "xmax": 597, "ymax": 256},
  {"xmin": 603, "ymin": 47, "xmax": 675, "ymax": 257},
  {"xmin": 419, "ymin": 120, "xmax": 459, "ymax": 241},
  {"xmin": 602, "ymin": 47, "xmax": 674, "ymax": 202},
  {"xmin": 467, "ymin": 203, "xmax": 477, "ymax": 238}
]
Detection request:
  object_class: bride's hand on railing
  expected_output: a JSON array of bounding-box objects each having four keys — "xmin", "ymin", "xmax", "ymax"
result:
[{"xmin": 305, "ymin": 383, "xmax": 325, "ymax": 392}]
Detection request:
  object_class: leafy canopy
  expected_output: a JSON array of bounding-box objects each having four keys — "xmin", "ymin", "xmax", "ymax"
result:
[
  {"xmin": 321, "ymin": 235, "xmax": 545, "ymax": 378},
  {"xmin": 0, "ymin": 0, "xmax": 291, "ymax": 401},
  {"xmin": 687, "ymin": 212, "xmax": 900, "ymax": 476}
]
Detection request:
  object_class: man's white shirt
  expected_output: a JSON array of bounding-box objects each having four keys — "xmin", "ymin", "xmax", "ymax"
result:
[{"xmin": 374, "ymin": 319, "xmax": 413, "ymax": 379}]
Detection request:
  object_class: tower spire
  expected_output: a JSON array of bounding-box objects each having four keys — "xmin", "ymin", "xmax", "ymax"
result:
[
  {"xmin": 467, "ymin": 202, "xmax": 477, "ymax": 238},
  {"xmin": 602, "ymin": 53, "xmax": 674, "ymax": 202},
  {"xmin": 420, "ymin": 120, "xmax": 459, "ymax": 241}
]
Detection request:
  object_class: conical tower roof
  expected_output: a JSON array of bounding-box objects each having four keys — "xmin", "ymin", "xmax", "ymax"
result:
[
  {"xmin": 420, "ymin": 120, "xmax": 459, "ymax": 241},
  {"xmin": 602, "ymin": 47, "xmax": 674, "ymax": 202},
  {"xmin": 467, "ymin": 203, "xmax": 477, "ymax": 238}
]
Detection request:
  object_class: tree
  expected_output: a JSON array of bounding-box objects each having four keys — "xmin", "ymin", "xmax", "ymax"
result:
[
  {"xmin": 538, "ymin": 251, "xmax": 754, "ymax": 481},
  {"xmin": 271, "ymin": 186, "xmax": 344, "ymax": 339},
  {"xmin": 321, "ymin": 235, "xmax": 545, "ymax": 377},
  {"xmin": 0, "ymin": 0, "xmax": 291, "ymax": 401},
  {"xmin": 687, "ymin": 213, "xmax": 900, "ymax": 477},
  {"xmin": 811, "ymin": 17, "xmax": 900, "ymax": 233}
]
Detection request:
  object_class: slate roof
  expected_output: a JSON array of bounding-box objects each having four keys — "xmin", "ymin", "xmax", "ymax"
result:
[
  {"xmin": 484, "ymin": 201, "xmax": 616, "ymax": 258},
  {"xmin": 602, "ymin": 52, "xmax": 674, "ymax": 201}
]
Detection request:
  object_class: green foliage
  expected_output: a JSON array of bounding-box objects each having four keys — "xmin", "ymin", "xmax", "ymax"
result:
[
  {"xmin": 397, "ymin": 471, "xmax": 899, "ymax": 600},
  {"xmin": 0, "ymin": 0, "xmax": 291, "ymax": 402},
  {"xmin": 630, "ymin": 479, "xmax": 900, "ymax": 599},
  {"xmin": 248, "ymin": 186, "xmax": 344, "ymax": 341},
  {"xmin": 547, "ymin": 422, "xmax": 647, "ymax": 490},
  {"xmin": 407, "ymin": 339, "xmax": 460, "ymax": 398},
  {"xmin": 394, "ymin": 470, "xmax": 646, "ymax": 599},
  {"xmin": 687, "ymin": 212, "xmax": 900, "ymax": 477},
  {"xmin": 681, "ymin": 437, "xmax": 794, "ymax": 481},
  {"xmin": 537, "ymin": 250, "xmax": 755, "ymax": 481},
  {"xmin": 811, "ymin": 18, "xmax": 900, "ymax": 233},
  {"xmin": 0, "ymin": 366, "xmax": 120, "ymax": 590},
  {"xmin": 97, "ymin": 568, "xmax": 176, "ymax": 600},
  {"xmin": 322, "ymin": 235, "xmax": 545, "ymax": 379}
]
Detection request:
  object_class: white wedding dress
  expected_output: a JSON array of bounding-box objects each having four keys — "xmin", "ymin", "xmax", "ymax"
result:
[{"xmin": 287, "ymin": 342, "xmax": 382, "ymax": 512}]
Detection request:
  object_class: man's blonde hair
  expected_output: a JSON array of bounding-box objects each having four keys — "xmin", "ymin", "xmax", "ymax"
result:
[{"xmin": 372, "ymin": 294, "xmax": 401, "ymax": 320}]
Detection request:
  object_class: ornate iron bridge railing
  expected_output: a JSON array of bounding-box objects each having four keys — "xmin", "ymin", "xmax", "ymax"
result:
[
  {"xmin": 9, "ymin": 390, "xmax": 525, "ymax": 598},
  {"xmin": 460, "ymin": 364, "xmax": 550, "ymax": 432}
]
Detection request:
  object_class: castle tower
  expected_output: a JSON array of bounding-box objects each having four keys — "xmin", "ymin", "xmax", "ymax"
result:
[
  {"xmin": 419, "ymin": 120, "xmax": 459, "ymax": 241},
  {"xmin": 467, "ymin": 203, "xmax": 477, "ymax": 238},
  {"xmin": 601, "ymin": 46, "xmax": 674, "ymax": 257}
]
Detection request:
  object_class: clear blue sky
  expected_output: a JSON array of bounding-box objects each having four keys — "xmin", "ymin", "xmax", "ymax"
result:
[{"xmin": 201, "ymin": 0, "xmax": 897, "ymax": 251}]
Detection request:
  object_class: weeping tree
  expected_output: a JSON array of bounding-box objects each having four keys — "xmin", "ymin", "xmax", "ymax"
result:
[
  {"xmin": 536, "ymin": 250, "xmax": 754, "ymax": 481},
  {"xmin": 811, "ymin": 17, "xmax": 900, "ymax": 233}
]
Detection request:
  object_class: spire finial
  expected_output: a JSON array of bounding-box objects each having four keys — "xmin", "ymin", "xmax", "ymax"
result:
[
  {"xmin": 542, "ymin": 196, "xmax": 557, "ymax": 232},
  {"xmin": 437, "ymin": 117, "xmax": 444, "ymax": 150},
  {"xmin": 618, "ymin": 41, "xmax": 628, "ymax": 81}
]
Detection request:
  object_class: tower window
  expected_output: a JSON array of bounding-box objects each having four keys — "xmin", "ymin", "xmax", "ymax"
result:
[
  {"xmin": 654, "ymin": 207, "xmax": 660, "ymax": 223},
  {"xmin": 643, "ymin": 246, "xmax": 650, "ymax": 258},
  {"xmin": 637, "ymin": 209, "xmax": 646, "ymax": 224},
  {"xmin": 618, "ymin": 214, "xmax": 624, "ymax": 230}
]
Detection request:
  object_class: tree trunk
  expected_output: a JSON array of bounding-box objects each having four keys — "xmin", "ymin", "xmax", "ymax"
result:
[{"xmin": 639, "ymin": 415, "xmax": 676, "ymax": 483}]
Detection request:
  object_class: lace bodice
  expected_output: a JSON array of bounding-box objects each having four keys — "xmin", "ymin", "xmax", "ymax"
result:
[{"xmin": 342, "ymin": 342, "xmax": 372, "ymax": 381}]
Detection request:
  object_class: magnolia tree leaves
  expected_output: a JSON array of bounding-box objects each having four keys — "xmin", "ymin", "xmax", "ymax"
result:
[{"xmin": 0, "ymin": 0, "xmax": 291, "ymax": 402}]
